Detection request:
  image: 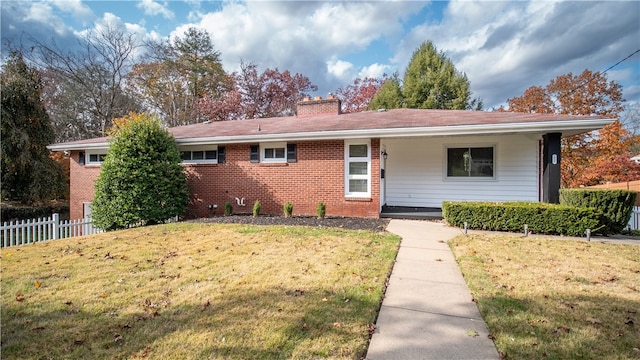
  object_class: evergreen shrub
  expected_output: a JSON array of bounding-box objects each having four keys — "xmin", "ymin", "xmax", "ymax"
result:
[
  {"xmin": 442, "ymin": 201, "xmax": 603, "ymax": 236},
  {"xmin": 559, "ymin": 189, "xmax": 637, "ymax": 234}
]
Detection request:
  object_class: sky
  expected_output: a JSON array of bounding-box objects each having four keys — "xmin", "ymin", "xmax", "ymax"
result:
[{"xmin": 1, "ymin": 0, "xmax": 639, "ymax": 111}]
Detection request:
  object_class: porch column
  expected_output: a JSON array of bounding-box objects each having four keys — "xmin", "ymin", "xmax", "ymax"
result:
[{"xmin": 542, "ymin": 133, "xmax": 562, "ymax": 203}]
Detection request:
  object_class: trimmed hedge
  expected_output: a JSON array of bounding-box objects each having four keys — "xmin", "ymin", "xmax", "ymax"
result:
[
  {"xmin": 442, "ymin": 201, "xmax": 603, "ymax": 236},
  {"xmin": 560, "ymin": 189, "xmax": 637, "ymax": 234}
]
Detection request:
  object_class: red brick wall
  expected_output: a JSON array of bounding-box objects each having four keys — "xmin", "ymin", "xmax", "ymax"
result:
[
  {"xmin": 69, "ymin": 151, "xmax": 101, "ymax": 220},
  {"xmin": 68, "ymin": 139, "xmax": 381, "ymax": 220}
]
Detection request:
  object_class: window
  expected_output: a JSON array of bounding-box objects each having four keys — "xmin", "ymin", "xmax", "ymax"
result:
[
  {"xmin": 180, "ymin": 146, "xmax": 222, "ymax": 164},
  {"xmin": 345, "ymin": 140, "xmax": 371, "ymax": 197},
  {"xmin": 261, "ymin": 142, "xmax": 286, "ymax": 162},
  {"xmin": 86, "ymin": 151, "xmax": 107, "ymax": 165},
  {"xmin": 446, "ymin": 146, "xmax": 494, "ymax": 178},
  {"xmin": 252, "ymin": 143, "xmax": 296, "ymax": 163}
]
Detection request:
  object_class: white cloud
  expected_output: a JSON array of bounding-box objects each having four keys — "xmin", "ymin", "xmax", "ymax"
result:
[
  {"xmin": 358, "ymin": 63, "xmax": 393, "ymax": 80},
  {"xmin": 137, "ymin": 0, "xmax": 174, "ymax": 20},
  {"xmin": 326, "ymin": 58, "xmax": 355, "ymax": 80},
  {"xmin": 50, "ymin": 0, "xmax": 94, "ymax": 23},
  {"xmin": 23, "ymin": 2, "xmax": 68, "ymax": 35}
]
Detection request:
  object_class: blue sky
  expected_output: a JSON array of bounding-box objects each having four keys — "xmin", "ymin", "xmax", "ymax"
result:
[{"xmin": 2, "ymin": 1, "xmax": 639, "ymax": 111}]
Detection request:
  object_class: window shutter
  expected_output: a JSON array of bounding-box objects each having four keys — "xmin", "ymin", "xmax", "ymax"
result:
[
  {"xmin": 287, "ymin": 144, "xmax": 297, "ymax": 163},
  {"xmin": 218, "ymin": 146, "xmax": 226, "ymax": 163},
  {"xmin": 250, "ymin": 145, "xmax": 259, "ymax": 163},
  {"xmin": 78, "ymin": 151, "xmax": 85, "ymax": 166}
]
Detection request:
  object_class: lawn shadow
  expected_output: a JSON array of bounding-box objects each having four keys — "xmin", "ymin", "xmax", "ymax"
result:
[
  {"xmin": 476, "ymin": 293, "xmax": 639, "ymax": 359},
  {"xmin": 1, "ymin": 286, "xmax": 380, "ymax": 359}
]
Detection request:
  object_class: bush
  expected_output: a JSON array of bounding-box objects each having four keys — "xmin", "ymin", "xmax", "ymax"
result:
[
  {"xmin": 224, "ymin": 202, "xmax": 233, "ymax": 216},
  {"xmin": 91, "ymin": 113, "xmax": 189, "ymax": 231},
  {"xmin": 252, "ymin": 200, "xmax": 261, "ymax": 217},
  {"xmin": 560, "ymin": 189, "xmax": 637, "ymax": 234},
  {"xmin": 442, "ymin": 201, "xmax": 604, "ymax": 236},
  {"xmin": 317, "ymin": 202, "xmax": 326, "ymax": 219},
  {"xmin": 283, "ymin": 202, "xmax": 293, "ymax": 218}
]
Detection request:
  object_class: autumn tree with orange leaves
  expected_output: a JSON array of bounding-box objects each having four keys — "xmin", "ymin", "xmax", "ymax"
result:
[{"xmin": 506, "ymin": 69, "xmax": 639, "ymax": 188}]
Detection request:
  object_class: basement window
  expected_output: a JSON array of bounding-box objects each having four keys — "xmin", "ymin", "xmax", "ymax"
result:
[{"xmin": 446, "ymin": 145, "xmax": 495, "ymax": 178}]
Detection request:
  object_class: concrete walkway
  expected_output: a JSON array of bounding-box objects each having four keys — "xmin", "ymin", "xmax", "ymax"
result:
[{"xmin": 366, "ymin": 220, "xmax": 500, "ymax": 360}]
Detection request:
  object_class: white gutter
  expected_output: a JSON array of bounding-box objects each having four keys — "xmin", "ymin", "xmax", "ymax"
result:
[
  {"xmin": 48, "ymin": 143, "xmax": 109, "ymax": 151},
  {"xmin": 48, "ymin": 118, "xmax": 613, "ymax": 150}
]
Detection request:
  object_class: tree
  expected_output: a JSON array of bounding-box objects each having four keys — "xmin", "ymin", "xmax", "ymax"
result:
[
  {"xmin": 370, "ymin": 41, "xmax": 482, "ymax": 110},
  {"xmin": 403, "ymin": 41, "xmax": 481, "ymax": 110},
  {"xmin": 619, "ymin": 103, "xmax": 640, "ymax": 154},
  {"xmin": 127, "ymin": 27, "xmax": 228, "ymax": 126},
  {"xmin": 506, "ymin": 69, "xmax": 633, "ymax": 187},
  {"xmin": 334, "ymin": 77, "xmax": 385, "ymax": 113},
  {"xmin": 31, "ymin": 25, "xmax": 141, "ymax": 141},
  {"xmin": 369, "ymin": 75, "xmax": 404, "ymax": 111},
  {"xmin": 197, "ymin": 78, "xmax": 243, "ymax": 121},
  {"xmin": 1, "ymin": 52, "xmax": 65, "ymax": 203},
  {"xmin": 91, "ymin": 113, "xmax": 189, "ymax": 231},
  {"xmin": 198, "ymin": 61, "xmax": 317, "ymax": 120}
]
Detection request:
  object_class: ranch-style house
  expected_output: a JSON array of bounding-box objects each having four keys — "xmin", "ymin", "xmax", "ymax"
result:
[{"xmin": 48, "ymin": 95, "xmax": 613, "ymax": 220}]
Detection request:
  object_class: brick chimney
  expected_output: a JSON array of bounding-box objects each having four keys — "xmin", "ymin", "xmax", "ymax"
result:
[{"xmin": 297, "ymin": 94, "xmax": 341, "ymax": 117}]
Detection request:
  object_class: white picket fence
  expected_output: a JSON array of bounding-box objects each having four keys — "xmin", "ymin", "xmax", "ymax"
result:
[
  {"xmin": 628, "ymin": 206, "xmax": 640, "ymax": 231},
  {"xmin": 1, "ymin": 213, "xmax": 102, "ymax": 247}
]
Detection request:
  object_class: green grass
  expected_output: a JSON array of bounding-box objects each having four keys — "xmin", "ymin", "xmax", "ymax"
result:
[
  {"xmin": 1, "ymin": 222, "xmax": 400, "ymax": 359},
  {"xmin": 450, "ymin": 234, "xmax": 640, "ymax": 359}
]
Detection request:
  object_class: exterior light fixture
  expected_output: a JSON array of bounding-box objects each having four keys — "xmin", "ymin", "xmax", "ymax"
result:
[{"xmin": 381, "ymin": 150, "xmax": 388, "ymax": 160}]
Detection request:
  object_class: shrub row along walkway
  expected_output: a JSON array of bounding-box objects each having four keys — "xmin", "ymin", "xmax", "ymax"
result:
[{"xmin": 366, "ymin": 219, "xmax": 500, "ymax": 359}]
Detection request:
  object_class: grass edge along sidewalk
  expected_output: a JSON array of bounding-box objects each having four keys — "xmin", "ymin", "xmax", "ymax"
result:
[
  {"xmin": 1, "ymin": 222, "xmax": 400, "ymax": 359},
  {"xmin": 449, "ymin": 233, "xmax": 639, "ymax": 359}
]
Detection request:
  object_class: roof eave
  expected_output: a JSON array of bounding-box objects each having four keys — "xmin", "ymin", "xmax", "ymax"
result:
[
  {"xmin": 177, "ymin": 118, "xmax": 615, "ymax": 145},
  {"xmin": 47, "ymin": 142, "xmax": 110, "ymax": 151},
  {"xmin": 47, "ymin": 118, "xmax": 614, "ymax": 150}
]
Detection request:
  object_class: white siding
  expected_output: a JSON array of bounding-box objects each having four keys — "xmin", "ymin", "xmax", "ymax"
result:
[{"xmin": 382, "ymin": 135, "xmax": 539, "ymax": 208}]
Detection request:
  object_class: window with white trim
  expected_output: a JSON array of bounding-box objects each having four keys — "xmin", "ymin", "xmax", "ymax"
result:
[
  {"xmin": 345, "ymin": 140, "xmax": 371, "ymax": 197},
  {"xmin": 180, "ymin": 146, "xmax": 223, "ymax": 164},
  {"xmin": 86, "ymin": 151, "xmax": 108, "ymax": 165},
  {"xmin": 261, "ymin": 142, "xmax": 286, "ymax": 162},
  {"xmin": 446, "ymin": 145, "xmax": 495, "ymax": 178}
]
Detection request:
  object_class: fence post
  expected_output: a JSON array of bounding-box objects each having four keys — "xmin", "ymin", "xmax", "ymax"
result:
[{"xmin": 52, "ymin": 213, "xmax": 60, "ymax": 240}]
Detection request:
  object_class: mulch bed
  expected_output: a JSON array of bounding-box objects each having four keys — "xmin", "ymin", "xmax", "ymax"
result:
[{"xmin": 192, "ymin": 214, "xmax": 390, "ymax": 232}]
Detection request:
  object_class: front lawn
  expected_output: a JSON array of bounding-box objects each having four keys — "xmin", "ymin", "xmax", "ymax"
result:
[
  {"xmin": 450, "ymin": 234, "xmax": 640, "ymax": 359},
  {"xmin": 1, "ymin": 223, "xmax": 400, "ymax": 359}
]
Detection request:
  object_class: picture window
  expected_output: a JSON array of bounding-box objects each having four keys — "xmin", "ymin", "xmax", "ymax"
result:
[{"xmin": 446, "ymin": 146, "xmax": 494, "ymax": 178}]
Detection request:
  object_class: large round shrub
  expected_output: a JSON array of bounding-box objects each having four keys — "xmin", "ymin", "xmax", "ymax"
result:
[{"xmin": 92, "ymin": 113, "xmax": 189, "ymax": 231}]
